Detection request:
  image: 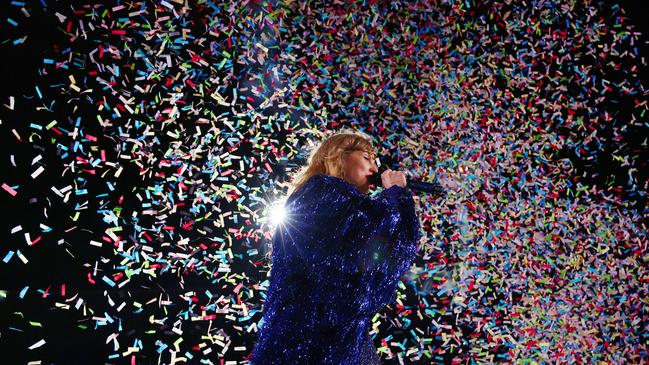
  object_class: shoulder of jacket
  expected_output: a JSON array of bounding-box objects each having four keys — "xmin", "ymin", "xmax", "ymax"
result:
[{"xmin": 316, "ymin": 175, "xmax": 366, "ymax": 197}]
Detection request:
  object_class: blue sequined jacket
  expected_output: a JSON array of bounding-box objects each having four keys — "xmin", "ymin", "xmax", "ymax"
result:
[{"xmin": 251, "ymin": 174, "xmax": 420, "ymax": 364}]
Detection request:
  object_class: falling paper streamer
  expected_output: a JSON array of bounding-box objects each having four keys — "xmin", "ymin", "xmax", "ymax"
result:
[{"xmin": 0, "ymin": 0, "xmax": 646, "ymax": 364}]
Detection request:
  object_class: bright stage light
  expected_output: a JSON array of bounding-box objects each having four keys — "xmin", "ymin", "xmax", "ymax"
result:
[{"xmin": 268, "ymin": 200, "xmax": 288, "ymax": 226}]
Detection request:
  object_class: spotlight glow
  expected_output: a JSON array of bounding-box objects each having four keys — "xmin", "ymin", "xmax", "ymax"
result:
[{"xmin": 269, "ymin": 201, "xmax": 288, "ymax": 226}]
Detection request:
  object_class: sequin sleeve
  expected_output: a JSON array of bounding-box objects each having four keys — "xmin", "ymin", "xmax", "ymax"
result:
[
  {"xmin": 349, "ymin": 181, "xmax": 421, "ymax": 316},
  {"xmin": 285, "ymin": 174, "xmax": 420, "ymax": 316}
]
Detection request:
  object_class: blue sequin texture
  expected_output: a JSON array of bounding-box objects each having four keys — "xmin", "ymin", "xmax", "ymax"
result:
[{"xmin": 251, "ymin": 174, "xmax": 420, "ymax": 364}]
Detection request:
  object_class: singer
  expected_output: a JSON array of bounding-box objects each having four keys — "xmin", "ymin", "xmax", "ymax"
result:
[{"xmin": 250, "ymin": 129, "xmax": 421, "ymax": 364}]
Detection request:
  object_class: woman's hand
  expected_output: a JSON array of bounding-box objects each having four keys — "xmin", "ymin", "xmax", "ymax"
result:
[{"xmin": 381, "ymin": 169, "xmax": 407, "ymax": 189}]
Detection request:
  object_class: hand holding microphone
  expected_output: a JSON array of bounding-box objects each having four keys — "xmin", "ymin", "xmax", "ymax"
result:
[
  {"xmin": 380, "ymin": 169, "xmax": 407, "ymax": 189},
  {"xmin": 369, "ymin": 167, "xmax": 445, "ymax": 196}
]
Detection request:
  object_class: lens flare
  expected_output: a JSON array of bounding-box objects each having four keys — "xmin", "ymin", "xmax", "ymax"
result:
[{"xmin": 269, "ymin": 201, "xmax": 287, "ymax": 226}]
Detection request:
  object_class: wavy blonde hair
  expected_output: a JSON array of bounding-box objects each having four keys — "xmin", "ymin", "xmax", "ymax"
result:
[{"xmin": 286, "ymin": 128, "xmax": 377, "ymax": 197}]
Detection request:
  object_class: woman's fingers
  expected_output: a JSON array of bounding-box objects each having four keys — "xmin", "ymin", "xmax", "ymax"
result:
[{"xmin": 380, "ymin": 169, "xmax": 407, "ymax": 188}]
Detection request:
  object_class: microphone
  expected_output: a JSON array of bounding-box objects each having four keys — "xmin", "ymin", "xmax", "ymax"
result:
[{"xmin": 368, "ymin": 169, "xmax": 445, "ymax": 196}]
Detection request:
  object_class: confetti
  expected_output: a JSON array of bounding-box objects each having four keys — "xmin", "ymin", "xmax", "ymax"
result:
[
  {"xmin": 0, "ymin": 0, "xmax": 646, "ymax": 364},
  {"xmin": 2, "ymin": 183, "xmax": 18, "ymax": 196},
  {"xmin": 28, "ymin": 339, "xmax": 46, "ymax": 350}
]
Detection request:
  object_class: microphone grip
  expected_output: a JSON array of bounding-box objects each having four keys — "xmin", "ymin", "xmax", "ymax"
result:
[
  {"xmin": 406, "ymin": 178, "xmax": 444, "ymax": 195},
  {"xmin": 369, "ymin": 172, "xmax": 445, "ymax": 196}
]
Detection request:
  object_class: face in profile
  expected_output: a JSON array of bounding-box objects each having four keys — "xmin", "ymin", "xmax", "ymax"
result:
[{"xmin": 342, "ymin": 150, "xmax": 379, "ymax": 194}]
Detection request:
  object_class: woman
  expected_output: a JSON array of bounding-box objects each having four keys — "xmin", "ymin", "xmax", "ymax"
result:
[{"xmin": 251, "ymin": 129, "xmax": 421, "ymax": 364}]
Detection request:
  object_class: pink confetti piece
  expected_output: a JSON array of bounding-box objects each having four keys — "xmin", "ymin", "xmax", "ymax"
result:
[{"xmin": 2, "ymin": 183, "xmax": 17, "ymax": 196}]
